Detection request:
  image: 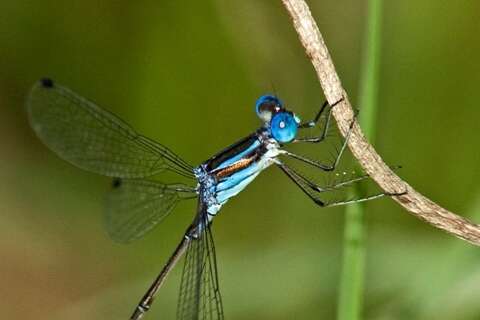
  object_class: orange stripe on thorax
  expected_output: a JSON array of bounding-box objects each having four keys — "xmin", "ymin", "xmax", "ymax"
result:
[{"xmin": 214, "ymin": 157, "xmax": 255, "ymax": 179}]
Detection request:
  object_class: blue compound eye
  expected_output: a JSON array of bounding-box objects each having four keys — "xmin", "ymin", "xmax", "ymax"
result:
[
  {"xmin": 255, "ymin": 95, "xmax": 283, "ymax": 122},
  {"xmin": 270, "ymin": 112, "xmax": 298, "ymax": 143}
]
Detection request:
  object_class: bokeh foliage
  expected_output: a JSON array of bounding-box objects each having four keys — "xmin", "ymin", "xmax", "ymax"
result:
[{"xmin": 1, "ymin": 1, "xmax": 480, "ymax": 319}]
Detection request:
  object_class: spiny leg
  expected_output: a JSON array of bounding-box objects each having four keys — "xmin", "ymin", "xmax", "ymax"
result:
[
  {"xmin": 297, "ymin": 101, "xmax": 330, "ymax": 129},
  {"xmin": 323, "ymin": 193, "xmax": 395, "ymax": 207},
  {"xmin": 276, "ymin": 162, "xmax": 403, "ymax": 207},
  {"xmin": 322, "ymin": 165, "xmax": 403, "ymax": 191},
  {"xmin": 295, "ymin": 98, "xmax": 344, "ymax": 143},
  {"xmin": 281, "ymin": 112, "xmax": 356, "ymax": 172},
  {"xmin": 276, "ymin": 162, "xmax": 327, "ymax": 206}
]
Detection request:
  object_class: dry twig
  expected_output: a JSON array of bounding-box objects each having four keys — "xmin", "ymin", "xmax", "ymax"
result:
[{"xmin": 281, "ymin": 0, "xmax": 480, "ymax": 246}]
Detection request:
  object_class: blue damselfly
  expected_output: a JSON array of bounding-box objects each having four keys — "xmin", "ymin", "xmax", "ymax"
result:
[{"xmin": 27, "ymin": 78, "xmax": 399, "ymax": 319}]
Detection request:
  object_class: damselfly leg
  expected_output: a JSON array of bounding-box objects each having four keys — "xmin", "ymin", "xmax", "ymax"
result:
[
  {"xmin": 295, "ymin": 98, "xmax": 344, "ymax": 143},
  {"xmin": 276, "ymin": 162, "xmax": 402, "ymax": 207},
  {"xmin": 277, "ymin": 106, "xmax": 403, "ymax": 206},
  {"xmin": 282, "ymin": 108, "xmax": 356, "ymax": 172}
]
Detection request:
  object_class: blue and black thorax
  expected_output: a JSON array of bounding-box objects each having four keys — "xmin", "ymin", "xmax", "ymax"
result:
[{"xmin": 197, "ymin": 95, "xmax": 301, "ymax": 213}]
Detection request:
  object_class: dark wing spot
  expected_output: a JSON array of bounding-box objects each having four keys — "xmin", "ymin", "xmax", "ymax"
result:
[
  {"xmin": 112, "ymin": 178, "xmax": 122, "ymax": 188},
  {"xmin": 40, "ymin": 78, "xmax": 54, "ymax": 88}
]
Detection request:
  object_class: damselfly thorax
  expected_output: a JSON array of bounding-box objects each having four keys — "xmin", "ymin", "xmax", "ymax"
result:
[{"xmin": 196, "ymin": 128, "xmax": 281, "ymax": 219}]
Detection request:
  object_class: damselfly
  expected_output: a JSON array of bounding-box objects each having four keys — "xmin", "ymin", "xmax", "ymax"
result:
[{"xmin": 27, "ymin": 78, "xmax": 399, "ymax": 319}]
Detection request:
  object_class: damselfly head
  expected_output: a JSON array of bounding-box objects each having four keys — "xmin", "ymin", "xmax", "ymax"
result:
[
  {"xmin": 255, "ymin": 95, "xmax": 284, "ymax": 122},
  {"xmin": 270, "ymin": 111, "xmax": 300, "ymax": 143},
  {"xmin": 255, "ymin": 95, "xmax": 301, "ymax": 143}
]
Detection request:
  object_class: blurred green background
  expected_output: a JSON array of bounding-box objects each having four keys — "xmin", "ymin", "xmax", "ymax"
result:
[{"xmin": 2, "ymin": 1, "xmax": 480, "ymax": 319}]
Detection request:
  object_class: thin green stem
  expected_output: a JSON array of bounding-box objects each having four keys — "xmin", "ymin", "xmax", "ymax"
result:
[
  {"xmin": 358, "ymin": 0, "xmax": 382, "ymax": 140},
  {"xmin": 337, "ymin": 1, "xmax": 383, "ymax": 319},
  {"xmin": 338, "ymin": 203, "xmax": 366, "ymax": 320}
]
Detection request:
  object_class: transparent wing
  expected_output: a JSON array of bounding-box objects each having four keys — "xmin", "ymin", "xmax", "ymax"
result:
[
  {"xmin": 105, "ymin": 178, "xmax": 197, "ymax": 243},
  {"xmin": 177, "ymin": 218, "xmax": 224, "ymax": 320},
  {"xmin": 27, "ymin": 79, "xmax": 195, "ymax": 179}
]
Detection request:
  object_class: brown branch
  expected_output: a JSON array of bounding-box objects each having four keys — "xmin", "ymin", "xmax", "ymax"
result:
[{"xmin": 281, "ymin": 0, "xmax": 480, "ymax": 246}]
